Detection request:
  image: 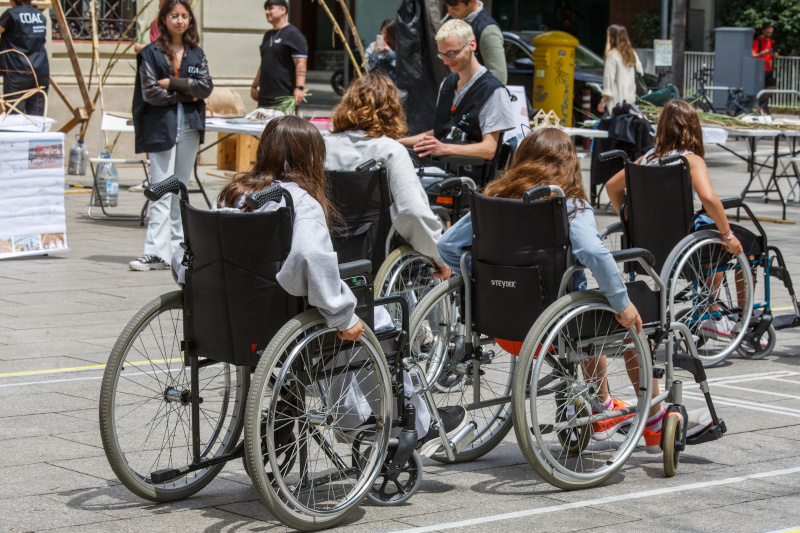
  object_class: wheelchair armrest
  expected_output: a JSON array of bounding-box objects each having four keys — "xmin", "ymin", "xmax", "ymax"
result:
[
  {"xmin": 435, "ymin": 154, "xmax": 487, "ymax": 167},
  {"xmin": 338, "ymin": 259, "xmax": 372, "ymax": 279},
  {"xmin": 430, "ymin": 205, "xmax": 451, "ymax": 226},
  {"xmin": 431, "ymin": 176, "xmax": 477, "ymax": 195},
  {"xmin": 599, "ymin": 150, "xmax": 629, "ymax": 162},
  {"xmin": 145, "ymin": 175, "xmax": 187, "ymax": 202},
  {"xmin": 611, "ymin": 248, "xmax": 655, "ymax": 267},
  {"xmin": 598, "ymin": 221, "xmax": 623, "ymax": 239},
  {"xmin": 720, "ymin": 197, "xmax": 744, "ymax": 209}
]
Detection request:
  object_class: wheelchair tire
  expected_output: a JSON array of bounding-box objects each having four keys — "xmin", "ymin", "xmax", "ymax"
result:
[
  {"xmin": 662, "ymin": 230, "xmax": 754, "ymax": 367},
  {"xmin": 513, "ymin": 290, "xmax": 652, "ymax": 490},
  {"xmin": 99, "ymin": 291, "xmax": 246, "ymax": 503},
  {"xmin": 244, "ymin": 309, "xmax": 392, "ymax": 531},
  {"xmin": 409, "ymin": 276, "xmax": 515, "ymax": 463},
  {"xmin": 737, "ymin": 323, "xmax": 776, "ymax": 359},
  {"xmin": 662, "ymin": 412, "xmax": 682, "ymax": 477},
  {"xmin": 374, "ymin": 245, "xmax": 440, "ymax": 324}
]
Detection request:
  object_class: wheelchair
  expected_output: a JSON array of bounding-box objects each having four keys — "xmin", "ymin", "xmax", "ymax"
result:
[
  {"xmin": 408, "ymin": 185, "xmax": 727, "ymax": 485},
  {"xmin": 327, "ymin": 158, "xmax": 449, "ymax": 327},
  {"xmin": 598, "ymin": 150, "xmax": 755, "ymax": 367},
  {"xmin": 98, "ymin": 177, "xmax": 470, "ymax": 530}
]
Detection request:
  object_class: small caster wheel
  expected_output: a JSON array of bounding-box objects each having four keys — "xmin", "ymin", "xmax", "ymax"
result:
[
  {"xmin": 358, "ymin": 440, "xmax": 423, "ymax": 506},
  {"xmin": 738, "ymin": 324, "xmax": 776, "ymax": 360},
  {"xmin": 662, "ymin": 412, "xmax": 683, "ymax": 477},
  {"xmin": 556, "ymin": 398, "xmax": 591, "ymax": 456}
]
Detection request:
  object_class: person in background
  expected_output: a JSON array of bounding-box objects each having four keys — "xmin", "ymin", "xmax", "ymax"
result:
[
  {"xmin": 251, "ymin": 0, "xmax": 308, "ymax": 109},
  {"xmin": 364, "ymin": 18, "xmax": 396, "ymax": 81},
  {"xmin": 441, "ymin": 0, "xmax": 506, "ymax": 85},
  {"xmin": 597, "ymin": 25, "xmax": 642, "ymax": 116},
  {"xmin": 0, "ymin": 0, "xmax": 49, "ymax": 116},
  {"xmin": 129, "ymin": 0, "xmax": 213, "ymax": 271},
  {"xmin": 753, "ymin": 22, "xmax": 779, "ymax": 115},
  {"xmin": 134, "ymin": 0, "xmax": 167, "ymax": 54},
  {"xmin": 399, "ymin": 20, "xmax": 514, "ymax": 165}
]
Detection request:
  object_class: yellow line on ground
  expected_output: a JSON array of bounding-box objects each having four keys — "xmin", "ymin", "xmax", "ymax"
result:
[{"xmin": 0, "ymin": 358, "xmax": 183, "ymax": 378}]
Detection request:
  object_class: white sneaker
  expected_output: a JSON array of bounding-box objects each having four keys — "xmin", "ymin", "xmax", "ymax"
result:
[
  {"xmin": 129, "ymin": 254, "xmax": 166, "ymax": 271},
  {"xmin": 416, "ymin": 406, "xmax": 468, "ymax": 460},
  {"xmin": 700, "ymin": 316, "xmax": 735, "ymax": 338},
  {"xmin": 686, "ymin": 408, "xmax": 713, "ymax": 437},
  {"xmin": 128, "ymin": 180, "xmax": 149, "ymax": 193}
]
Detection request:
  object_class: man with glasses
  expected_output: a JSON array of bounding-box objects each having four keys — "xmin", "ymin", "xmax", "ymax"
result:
[
  {"xmin": 441, "ymin": 0, "xmax": 506, "ymax": 84},
  {"xmin": 400, "ymin": 19, "xmax": 514, "ymax": 169},
  {"xmin": 251, "ymin": 0, "xmax": 308, "ymax": 109}
]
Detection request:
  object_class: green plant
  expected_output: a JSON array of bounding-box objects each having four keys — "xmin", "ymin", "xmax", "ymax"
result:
[{"xmin": 631, "ymin": 4, "xmax": 662, "ymax": 48}]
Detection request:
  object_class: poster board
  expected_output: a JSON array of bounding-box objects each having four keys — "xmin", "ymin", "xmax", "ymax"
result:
[
  {"xmin": 0, "ymin": 132, "xmax": 69, "ymax": 259},
  {"xmin": 504, "ymin": 85, "xmax": 531, "ymax": 149}
]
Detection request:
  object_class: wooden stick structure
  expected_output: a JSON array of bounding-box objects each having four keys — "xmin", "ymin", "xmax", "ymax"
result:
[
  {"xmin": 314, "ymin": 0, "xmax": 362, "ymax": 78},
  {"xmin": 0, "ymin": 49, "xmax": 48, "ymax": 124}
]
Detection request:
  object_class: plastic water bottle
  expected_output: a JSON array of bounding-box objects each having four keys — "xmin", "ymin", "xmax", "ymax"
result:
[
  {"xmin": 94, "ymin": 153, "xmax": 119, "ymax": 207},
  {"xmin": 67, "ymin": 135, "xmax": 88, "ymax": 175}
]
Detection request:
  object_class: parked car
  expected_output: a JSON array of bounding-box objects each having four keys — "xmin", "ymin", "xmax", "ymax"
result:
[{"xmin": 503, "ymin": 31, "xmax": 658, "ymax": 123}]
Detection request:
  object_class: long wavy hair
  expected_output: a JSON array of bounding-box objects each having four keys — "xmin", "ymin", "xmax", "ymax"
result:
[
  {"xmin": 217, "ymin": 116, "xmax": 336, "ymax": 223},
  {"xmin": 605, "ymin": 24, "xmax": 636, "ymax": 67},
  {"xmin": 331, "ymin": 72, "xmax": 408, "ymax": 139},
  {"xmin": 484, "ymin": 128, "xmax": 587, "ymax": 209},
  {"xmin": 157, "ymin": 0, "xmax": 200, "ymax": 69},
  {"xmin": 647, "ymin": 99, "xmax": 705, "ymax": 161}
]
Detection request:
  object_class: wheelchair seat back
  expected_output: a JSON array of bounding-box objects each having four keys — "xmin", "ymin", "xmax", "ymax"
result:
[
  {"xmin": 623, "ymin": 159, "xmax": 693, "ymax": 274},
  {"xmin": 470, "ymin": 192, "xmax": 571, "ymax": 342},
  {"xmin": 326, "ymin": 167, "xmax": 392, "ymax": 269},
  {"xmin": 180, "ymin": 202, "xmax": 302, "ymax": 367}
]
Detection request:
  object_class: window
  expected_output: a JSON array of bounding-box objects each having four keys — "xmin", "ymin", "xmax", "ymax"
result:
[{"xmin": 52, "ymin": 0, "xmax": 139, "ymax": 42}]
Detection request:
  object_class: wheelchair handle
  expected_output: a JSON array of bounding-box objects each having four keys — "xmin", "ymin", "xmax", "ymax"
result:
[
  {"xmin": 599, "ymin": 150, "xmax": 629, "ymax": 162},
  {"xmin": 432, "ymin": 177, "xmax": 477, "ymax": 195},
  {"xmin": 355, "ymin": 157, "xmax": 386, "ymax": 174},
  {"xmin": 659, "ymin": 154, "xmax": 688, "ymax": 166},
  {"xmin": 246, "ymin": 183, "xmax": 285, "ymax": 210},
  {"xmin": 144, "ymin": 176, "xmax": 188, "ymax": 202},
  {"xmin": 522, "ymin": 185, "xmax": 565, "ymax": 203}
]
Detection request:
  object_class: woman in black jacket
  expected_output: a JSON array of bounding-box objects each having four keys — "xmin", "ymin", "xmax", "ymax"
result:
[{"xmin": 129, "ymin": 0, "xmax": 213, "ymax": 271}]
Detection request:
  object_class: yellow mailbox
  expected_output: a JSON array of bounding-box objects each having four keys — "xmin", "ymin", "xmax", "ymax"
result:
[{"xmin": 532, "ymin": 31, "xmax": 579, "ymax": 126}]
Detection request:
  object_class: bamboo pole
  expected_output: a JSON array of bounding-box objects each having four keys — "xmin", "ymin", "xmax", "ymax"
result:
[
  {"xmin": 315, "ymin": 0, "xmax": 361, "ymax": 78},
  {"xmin": 334, "ymin": 0, "xmax": 366, "ymax": 64}
]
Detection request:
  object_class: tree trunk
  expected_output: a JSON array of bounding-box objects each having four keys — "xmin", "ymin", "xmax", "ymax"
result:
[{"xmin": 670, "ymin": 0, "xmax": 687, "ymax": 96}]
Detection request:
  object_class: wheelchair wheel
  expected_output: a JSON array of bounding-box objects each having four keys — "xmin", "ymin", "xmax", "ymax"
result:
[
  {"xmin": 662, "ymin": 230, "xmax": 753, "ymax": 367},
  {"xmin": 598, "ymin": 222, "xmax": 624, "ymax": 255},
  {"xmin": 374, "ymin": 245, "xmax": 440, "ymax": 325},
  {"xmin": 662, "ymin": 412, "xmax": 682, "ymax": 477},
  {"xmin": 99, "ymin": 291, "xmax": 246, "ymax": 502},
  {"xmin": 738, "ymin": 323, "xmax": 776, "ymax": 359},
  {"xmin": 409, "ymin": 276, "xmax": 515, "ymax": 463},
  {"xmin": 244, "ymin": 309, "xmax": 392, "ymax": 531},
  {"xmin": 513, "ymin": 291, "xmax": 652, "ymax": 490}
]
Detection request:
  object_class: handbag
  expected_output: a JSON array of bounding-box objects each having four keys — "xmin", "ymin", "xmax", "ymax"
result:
[{"xmin": 635, "ymin": 72, "xmax": 649, "ymax": 97}]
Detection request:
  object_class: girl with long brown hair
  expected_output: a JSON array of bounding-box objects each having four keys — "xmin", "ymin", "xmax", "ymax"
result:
[
  {"xmin": 209, "ymin": 115, "xmax": 363, "ymax": 341},
  {"xmin": 130, "ymin": 0, "xmax": 212, "ymax": 271},
  {"xmin": 598, "ymin": 25, "xmax": 643, "ymax": 115},
  {"xmin": 326, "ymin": 72, "xmax": 450, "ymax": 278}
]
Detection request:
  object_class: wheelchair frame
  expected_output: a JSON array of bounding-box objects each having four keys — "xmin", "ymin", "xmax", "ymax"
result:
[{"xmin": 99, "ymin": 177, "xmax": 473, "ymax": 530}]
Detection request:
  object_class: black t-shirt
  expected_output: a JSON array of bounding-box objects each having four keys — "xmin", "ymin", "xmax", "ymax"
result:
[
  {"xmin": 258, "ymin": 24, "xmax": 308, "ymax": 103},
  {"xmin": 0, "ymin": 4, "xmax": 48, "ymax": 78}
]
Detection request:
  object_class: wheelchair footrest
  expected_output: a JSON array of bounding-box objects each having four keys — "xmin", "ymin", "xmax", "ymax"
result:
[
  {"xmin": 773, "ymin": 313, "xmax": 800, "ymax": 331},
  {"xmin": 150, "ymin": 466, "xmax": 189, "ymax": 484},
  {"xmin": 686, "ymin": 418, "xmax": 726, "ymax": 446}
]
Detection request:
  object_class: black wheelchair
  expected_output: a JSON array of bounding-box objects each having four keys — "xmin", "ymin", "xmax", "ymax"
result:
[
  {"xmin": 408, "ymin": 185, "xmax": 727, "ymax": 485},
  {"xmin": 326, "ymin": 158, "xmax": 445, "ymax": 327},
  {"xmin": 98, "ymin": 177, "xmax": 470, "ymax": 530},
  {"xmin": 598, "ymin": 150, "xmax": 756, "ymax": 367}
]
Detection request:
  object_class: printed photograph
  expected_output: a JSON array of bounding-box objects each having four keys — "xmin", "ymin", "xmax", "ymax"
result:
[
  {"xmin": 0, "ymin": 237, "xmax": 13, "ymax": 254},
  {"xmin": 28, "ymin": 140, "xmax": 64, "ymax": 169},
  {"xmin": 41, "ymin": 233, "xmax": 67, "ymax": 250},
  {"xmin": 13, "ymin": 234, "xmax": 42, "ymax": 253}
]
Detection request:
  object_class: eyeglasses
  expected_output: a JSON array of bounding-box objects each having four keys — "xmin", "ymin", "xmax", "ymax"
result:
[
  {"xmin": 167, "ymin": 13, "xmax": 191, "ymax": 21},
  {"xmin": 437, "ymin": 42, "xmax": 469, "ymax": 61}
]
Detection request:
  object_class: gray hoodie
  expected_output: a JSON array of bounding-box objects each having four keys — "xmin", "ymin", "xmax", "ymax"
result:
[
  {"xmin": 323, "ymin": 131, "xmax": 445, "ymax": 265},
  {"xmin": 172, "ymin": 181, "xmax": 359, "ymax": 331}
]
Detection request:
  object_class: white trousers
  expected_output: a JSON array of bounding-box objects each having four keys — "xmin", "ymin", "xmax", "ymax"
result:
[{"xmin": 144, "ymin": 105, "xmax": 201, "ymax": 261}]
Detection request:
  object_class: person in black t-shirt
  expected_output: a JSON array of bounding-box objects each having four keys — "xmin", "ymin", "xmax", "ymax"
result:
[
  {"xmin": 250, "ymin": 0, "xmax": 308, "ymax": 109},
  {"xmin": 0, "ymin": 0, "xmax": 49, "ymax": 116}
]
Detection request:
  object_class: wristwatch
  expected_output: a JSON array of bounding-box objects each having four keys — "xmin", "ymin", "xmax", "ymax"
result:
[{"xmin": 295, "ymin": 85, "xmax": 305, "ymax": 90}]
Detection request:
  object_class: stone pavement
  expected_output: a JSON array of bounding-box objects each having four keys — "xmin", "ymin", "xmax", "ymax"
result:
[{"xmin": 1, "ymin": 139, "xmax": 800, "ymax": 532}]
